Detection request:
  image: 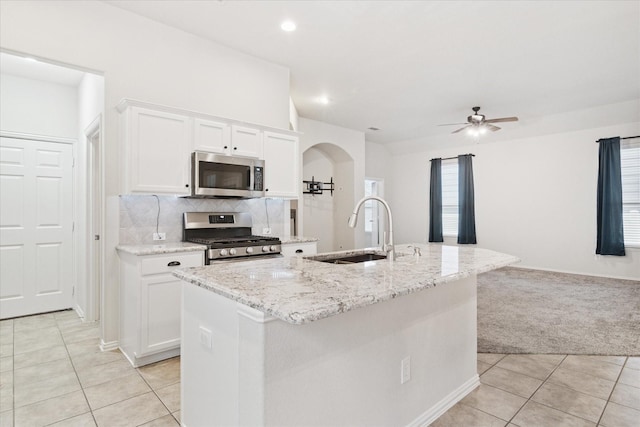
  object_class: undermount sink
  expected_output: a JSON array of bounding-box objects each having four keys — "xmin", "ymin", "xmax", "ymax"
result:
[{"xmin": 305, "ymin": 251, "xmax": 387, "ymax": 264}]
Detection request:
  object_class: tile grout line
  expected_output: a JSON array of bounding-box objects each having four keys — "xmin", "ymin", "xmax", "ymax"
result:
[
  {"xmin": 503, "ymin": 354, "xmax": 568, "ymax": 426},
  {"xmin": 45, "ymin": 315, "xmax": 100, "ymax": 427},
  {"xmin": 457, "ymin": 355, "xmax": 514, "ymax": 423},
  {"xmin": 135, "ymin": 362, "xmax": 180, "ymax": 426},
  {"xmin": 596, "ymin": 356, "xmax": 629, "ymax": 427},
  {"xmin": 494, "ymin": 355, "xmax": 632, "ymax": 426}
]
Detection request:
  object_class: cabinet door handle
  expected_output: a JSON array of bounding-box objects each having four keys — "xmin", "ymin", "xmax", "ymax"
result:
[
  {"xmin": 224, "ymin": 146, "xmax": 228, "ymax": 149},
  {"xmin": 233, "ymin": 147, "xmax": 238, "ymax": 150},
  {"xmin": 295, "ymin": 249, "xmax": 303, "ymax": 253},
  {"xmin": 167, "ymin": 261, "xmax": 181, "ymax": 267}
]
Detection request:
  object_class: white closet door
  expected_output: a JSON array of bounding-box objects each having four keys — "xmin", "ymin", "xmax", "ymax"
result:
[{"xmin": 0, "ymin": 137, "xmax": 74, "ymax": 319}]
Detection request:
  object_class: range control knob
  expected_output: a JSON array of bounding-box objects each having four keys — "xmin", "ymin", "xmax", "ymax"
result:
[
  {"xmin": 220, "ymin": 249, "xmax": 229, "ymax": 256},
  {"xmin": 270, "ymin": 245, "xmax": 277, "ymax": 252},
  {"xmin": 246, "ymin": 247, "xmax": 254, "ymax": 254},
  {"xmin": 262, "ymin": 246, "xmax": 270, "ymax": 253},
  {"xmin": 229, "ymin": 248, "xmax": 237, "ymax": 255}
]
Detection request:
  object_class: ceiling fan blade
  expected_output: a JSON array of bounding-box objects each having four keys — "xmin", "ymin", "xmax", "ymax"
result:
[
  {"xmin": 437, "ymin": 122, "xmax": 468, "ymax": 127},
  {"xmin": 485, "ymin": 116, "xmax": 519, "ymax": 123},
  {"xmin": 451, "ymin": 125, "xmax": 471, "ymax": 134},
  {"xmin": 486, "ymin": 124, "xmax": 501, "ymax": 132}
]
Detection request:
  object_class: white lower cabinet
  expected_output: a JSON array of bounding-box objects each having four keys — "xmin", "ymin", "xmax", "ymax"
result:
[
  {"xmin": 118, "ymin": 250, "xmax": 203, "ymax": 367},
  {"xmin": 281, "ymin": 241, "xmax": 318, "ymax": 257}
]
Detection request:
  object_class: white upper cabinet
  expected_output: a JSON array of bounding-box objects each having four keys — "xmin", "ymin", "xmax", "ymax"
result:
[
  {"xmin": 230, "ymin": 125, "xmax": 263, "ymax": 159},
  {"xmin": 193, "ymin": 118, "xmax": 231, "ymax": 155},
  {"xmin": 263, "ymin": 131, "xmax": 299, "ymax": 198},
  {"xmin": 118, "ymin": 99, "xmax": 298, "ymax": 196},
  {"xmin": 121, "ymin": 106, "xmax": 191, "ymax": 195}
]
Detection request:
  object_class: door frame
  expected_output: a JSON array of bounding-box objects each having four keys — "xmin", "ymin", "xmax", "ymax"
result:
[
  {"xmin": 82, "ymin": 115, "xmax": 104, "ymax": 322},
  {"xmin": 364, "ymin": 177, "xmax": 385, "ymax": 248}
]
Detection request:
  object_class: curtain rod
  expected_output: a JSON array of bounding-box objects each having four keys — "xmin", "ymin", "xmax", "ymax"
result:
[
  {"xmin": 595, "ymin": 136, "xmax": 640, "ymax": 143},
  {"xmin": 430, "ymin": 153, "xmax": 475, "ymax": 161}
]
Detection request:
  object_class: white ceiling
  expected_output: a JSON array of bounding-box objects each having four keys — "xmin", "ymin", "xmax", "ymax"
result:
[
  {"xmin": 0, "ymin": 52, "xmax": 86, "ymax": 87},
  {"xmin": 105, "ymin": 1, "xmax": 638, "ymax": 144}
]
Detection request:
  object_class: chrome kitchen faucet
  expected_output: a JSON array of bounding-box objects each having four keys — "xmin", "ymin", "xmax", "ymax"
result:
[{"xmin": 348, "ymin": 196, "xmax": 396, "ymax": 261}]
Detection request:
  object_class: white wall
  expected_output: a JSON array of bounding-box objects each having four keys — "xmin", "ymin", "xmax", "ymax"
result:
[
  {"xmin": 299, "ymin": 118, "xmax": 366, "ymax": 250},
  {"xmin": 387, "ymin": 122, "xmax": 640, "ymax": 280},
  {"xmin": 0, "ymin": 73, "xmax": 78, "ymax": 138},
  {"xmin": 0, "ymin": 0, "xmax": 291, "ymax": 346},
  {"xmin": 302, "ymin": 147, "xmax": 335, "ymax": 253},
  {"xmin": 75, "ymin": 72, "xmax": 104, "ymax": 319},
  {"xmin": 365, "ymin": 140, "xmax": 392, "ymax": 180}
]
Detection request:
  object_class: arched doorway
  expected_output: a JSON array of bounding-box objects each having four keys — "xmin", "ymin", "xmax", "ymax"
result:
[{"xmin": 302, "ymin": 143, "xmax": 355, "ymax": 253}]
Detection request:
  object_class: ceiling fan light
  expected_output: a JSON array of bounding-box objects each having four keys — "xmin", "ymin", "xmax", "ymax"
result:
[
  {"xmin": 479, "ymin": 127, "xmax": 487, "ymax": 134},
  {"xmin": 471, "ymin": 114, "xmax": 483, "ymax": 121}
]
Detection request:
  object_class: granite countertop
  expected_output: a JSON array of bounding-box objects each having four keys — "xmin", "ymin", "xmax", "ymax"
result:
[
  {"xmin": 280, "ymin": 236, "xmax": 319, "ymax": 244},
  {"xmin": 116, "ymin": 242, "xmax": 207, "ymax": 255},
  {"xmin": 173, "ymin": 243, "xmax": 519, "ymax": 325}
]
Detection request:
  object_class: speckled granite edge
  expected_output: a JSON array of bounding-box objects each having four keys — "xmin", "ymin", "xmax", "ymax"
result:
[
  {"xmin": 116, "ymin": 242, "xmax": 207, "ymax": 255},
  {"xmin": 280, "ymin": 236, "xmax": 320, "ymax": 244},
  {"xmin": 173, "ymin": 244, "xmax": 519, "ymax": 325}
]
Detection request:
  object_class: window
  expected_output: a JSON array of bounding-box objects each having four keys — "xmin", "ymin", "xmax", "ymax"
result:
[
  {"xmin": 621, "ymin": 140, "xmax": 640, "ymax": 246},
  {"xmin": 441, "ymin": 159, "xmax": 458, "ymax": 236}
]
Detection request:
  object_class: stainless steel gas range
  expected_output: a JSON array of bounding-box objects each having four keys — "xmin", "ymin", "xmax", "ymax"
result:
[{"xmin": 183, "ymin": 212, "xmax": 282, "ymax": 264}]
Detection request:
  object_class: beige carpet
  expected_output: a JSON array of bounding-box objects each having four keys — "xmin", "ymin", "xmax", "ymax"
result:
[{"xmin": 477, "ymin": 267, "xmax": 640, "ymax": 355}]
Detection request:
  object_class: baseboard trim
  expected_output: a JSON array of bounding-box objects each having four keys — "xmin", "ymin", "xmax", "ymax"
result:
[
  {"xmin": 100, "ymin": 339, "xmax": 119, "ymax": 352},
  {"xmin": 74, "ymin": 305, "xmax": 85, "ymax": 321},
  {"xmin": 405, "ymin": 374, "xmax": 480, "ymax": 427},
  {"xmin": 508, "ymin": 264, "xmax": 637, "ymax": 281}
]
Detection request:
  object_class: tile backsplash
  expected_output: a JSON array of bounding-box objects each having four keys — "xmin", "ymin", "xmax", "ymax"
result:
[{"xmin": 119, "ymin": 195, "xmax": 288, "ymax": 245}]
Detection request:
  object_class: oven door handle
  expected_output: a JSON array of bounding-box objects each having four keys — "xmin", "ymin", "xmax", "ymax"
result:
[{"xmin": 167, "ymin": 261, "xmax": 181, "ymax": 267}]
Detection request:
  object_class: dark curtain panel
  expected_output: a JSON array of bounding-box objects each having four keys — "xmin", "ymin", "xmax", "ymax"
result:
[
  {"xmin": 458, "ymin": 154, "xmax": 477, "ymax": 244},
  {"xmin": 596, "ymin": 137, "xmax": 625, "ymax": 256},
  {"xmin": 428, "ymin": 158, "xmax": 443, "ymax": 242}
]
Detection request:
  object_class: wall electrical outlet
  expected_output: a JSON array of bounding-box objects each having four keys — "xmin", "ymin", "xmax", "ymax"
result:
[
  {"xmin": 262, "ymin": 228, "xmax": 272, "ymax": 235},
  {"xmin": 401, "ymin": 356, "xmax": 411, "ymax": 384},
  {"xmin": 199, "ymin": 326, "xmax": 213, "ymax": 350},
  {"xmin": 153, "ymin": 232, "xmax": 166, "ymax": 241}
]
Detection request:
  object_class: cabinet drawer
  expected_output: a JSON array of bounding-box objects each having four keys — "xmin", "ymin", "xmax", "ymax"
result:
[
  {"xmin": 140, "ymin": 252, "xmax": 203, "ymax": 276},
  {"xmin": 281, "ymin": 242, "xmax": 317, "ymax": 257}
]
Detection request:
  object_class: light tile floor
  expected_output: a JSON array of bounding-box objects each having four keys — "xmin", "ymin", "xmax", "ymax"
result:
[
  {"xmin": 0, "ymin": 311, "xmax": 180, "ymax": 427},
  {"xmin": 1, "ymin": 311, "xmax": 639, "ymax": 426}
]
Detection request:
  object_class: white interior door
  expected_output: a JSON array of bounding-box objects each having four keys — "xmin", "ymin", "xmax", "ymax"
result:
[{"xmin": 0, "ymin": 137, "xmax": 74, "ymax": 319}]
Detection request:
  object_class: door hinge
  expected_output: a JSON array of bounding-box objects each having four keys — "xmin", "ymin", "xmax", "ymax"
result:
[
  {"xmin": 72, "ymin": 157, "xmax": 75, "ymax": 167},
  {"xmin": 72, "ymin": 222, "xmax": 75, "ymax": 232},
  {"xmin": 72, "ymin": 286, "xmax": 75, "ymax": 296}
]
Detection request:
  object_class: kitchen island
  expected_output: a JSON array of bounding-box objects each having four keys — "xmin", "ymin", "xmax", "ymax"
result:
[{"xmin": 174, "ymin": 243, "xmax": 518, "ymax": 426}]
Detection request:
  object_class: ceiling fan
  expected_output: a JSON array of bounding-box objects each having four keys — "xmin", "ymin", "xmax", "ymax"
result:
[{"xmin": 439, "ymin": 106, "xmax": 518, "ymax": 134}]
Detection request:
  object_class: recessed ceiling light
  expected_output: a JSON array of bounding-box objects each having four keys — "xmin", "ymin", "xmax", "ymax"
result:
[
  {"xmin": 316, "ymin": 95, "xmax": 330, "ymax": 105},
  {"xmin": 281, "ymin": 21, "xmax": 296, "ymax": 32}
]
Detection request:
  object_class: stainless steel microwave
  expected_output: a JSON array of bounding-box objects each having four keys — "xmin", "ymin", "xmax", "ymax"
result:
[{"xmin": 191, "ymin": 152, "xmax": 265, "ymax": 198}]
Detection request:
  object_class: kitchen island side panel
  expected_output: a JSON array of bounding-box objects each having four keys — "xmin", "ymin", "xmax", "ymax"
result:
[
  {"xmin": 182, "ymin": 283, "xmax": 240, "ymax": 427},
  {"xmin": 182, "ymin": 275, "xmax": 478, "ymax": 426}
]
